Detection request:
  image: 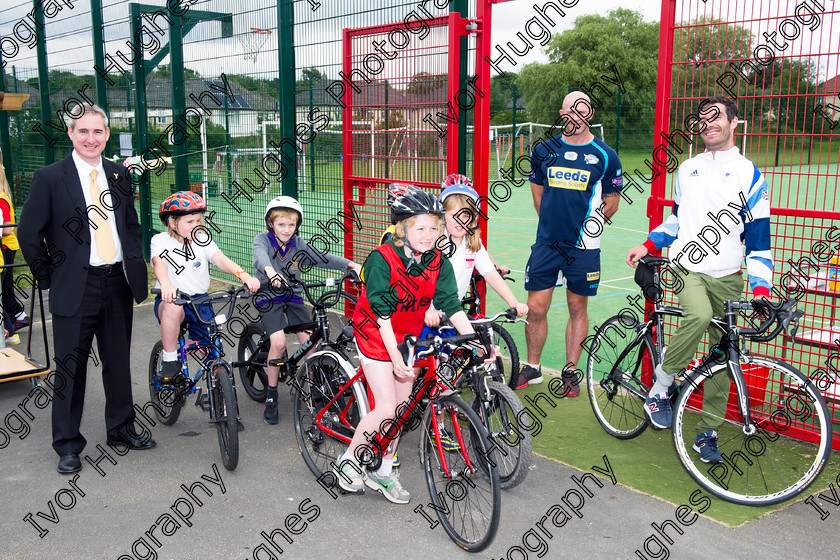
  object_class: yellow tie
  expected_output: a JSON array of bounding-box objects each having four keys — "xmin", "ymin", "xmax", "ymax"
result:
[{"xmin": 88, "ymin": 169, "xmax": 117, "ymax": 264}]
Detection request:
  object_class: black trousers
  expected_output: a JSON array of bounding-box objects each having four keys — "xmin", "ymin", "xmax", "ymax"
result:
[{"xmin": 51, "ymin": 265, "xmax": 137, "ymax": 456}]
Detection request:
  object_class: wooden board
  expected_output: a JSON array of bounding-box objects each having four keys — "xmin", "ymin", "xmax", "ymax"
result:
[{"xmin": 0, "ymin": 347, "xmax": 48, "ymax": 382}]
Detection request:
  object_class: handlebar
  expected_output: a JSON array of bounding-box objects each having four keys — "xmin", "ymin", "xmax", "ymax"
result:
[
  {"xmin": 397, "ymin": 306, "xmax": 522, "ymax": 362},
  {"xmin": 260, "ymin": 268, "xmax": 360, "ymax": 310},
  {"xmin": 634, "ymin": 256, "xmax": 803, "ymax": 344},
  {"xmin": 738, "ymin": 297, "xmax": 803, "ymax": 342},
  {"xmin": 151, "ymin": 284, "xmax": 251, "ymax": 327},
  {"xmin": 399, "ymin": 332, "xmax": 481, "ymax": 363}
]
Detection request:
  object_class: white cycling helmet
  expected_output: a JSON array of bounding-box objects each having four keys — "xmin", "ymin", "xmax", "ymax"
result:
[{"xmin": 264, "ymin": 195, "xmax": 303, "ymax": 232}]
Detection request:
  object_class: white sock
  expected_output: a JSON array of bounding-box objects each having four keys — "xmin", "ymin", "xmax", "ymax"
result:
[
  {"xmin": 339, "ymin": 451, "xmax": 355, "ymax": 465},
  {"xmin": 15, "ymin": 311, "xmax": 26, "ymax": 320},
  {"xmin": 650, "ymin": 364, "xmax": 675, "ymax": 396},
  {"xmin": 525, "ymin": 362, "xmax": 540, "ymax": 371},
  {"xmin": 162, "ymin": 350, "xmax": 178, "ymax": 361},
  {"xmin": 377, "ymin": 458, "xmax": 393, "ymax": 478}
]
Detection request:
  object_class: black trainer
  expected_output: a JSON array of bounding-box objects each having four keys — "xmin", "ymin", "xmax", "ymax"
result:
[
  {"xmin": 158, "ymin": 360, "xmax": 181, "ymax": 384},
  {"xmin": 264, "ymin": 397, "xmax": 279, "ymax": 425},
  {"xmin": 561, "ymin": 367, "xmax": 581, "ymax": 398},
  {"xmin": 516, "ymin": 364, "xmax": 543, "ymax": 389}
]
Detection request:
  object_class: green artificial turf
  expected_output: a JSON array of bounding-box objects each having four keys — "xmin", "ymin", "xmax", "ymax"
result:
[{"xmin": 517, "ymin": 379, "xmax": 840, "ymax": 527}]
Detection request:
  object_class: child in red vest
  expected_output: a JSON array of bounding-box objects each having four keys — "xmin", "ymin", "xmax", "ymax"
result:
[{"xmin": 336, "ymin": 184, "xmax": 480, "ymax": 504}]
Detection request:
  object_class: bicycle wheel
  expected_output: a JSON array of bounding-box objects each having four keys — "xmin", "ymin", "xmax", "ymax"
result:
[
  {"xmin": 147, "ymin": 341, "xmax": 183, "ymax": 426},
  {"xmin": 237, "ymin": 322, "xmax": 270, "ymax": 402},
  {"xmin": 585, "ymin": 315, "xmax": 653, "ymax": 439},
  {"xmin": 472, "ymin": 381, "xmax": 532, "ymax": 489},
  {"xmin": 211, "ymin": 365, "xmax": 239, "ymax": 471},
  {"xmin": 481, "ymin": 325, "xmax": 518, "ymax": 390},
  {"xmin": 672, "ymin": 355, "xmax": 831, "ymax": 506},
  {"xmin": 420, "ymin": 395, "xmax": 501, "ymax": 552},
  {"xmin": 293, "ymin": 350, "xmax": 366, "ymax": 480}
]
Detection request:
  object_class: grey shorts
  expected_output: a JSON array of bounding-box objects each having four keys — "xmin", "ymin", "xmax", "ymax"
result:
[{"xmin": 259, "ymin": 301, "xmax": 310, "ymax": 336}]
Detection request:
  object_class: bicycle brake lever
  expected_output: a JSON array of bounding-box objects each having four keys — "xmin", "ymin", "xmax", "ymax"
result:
[{"xmin": 782, "ymin": 309, "xmax": 804, "ymax": 338}]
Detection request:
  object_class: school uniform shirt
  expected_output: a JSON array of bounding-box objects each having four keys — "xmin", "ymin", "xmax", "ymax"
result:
[{"xmin": 150, "ymin": 232, "xmax": 221, "ymax": 295}]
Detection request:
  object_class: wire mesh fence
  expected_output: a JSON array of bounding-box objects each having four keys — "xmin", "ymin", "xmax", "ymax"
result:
[{"xmin": 0, "ymin": 0, "xmax": 477, "ymax": 279}]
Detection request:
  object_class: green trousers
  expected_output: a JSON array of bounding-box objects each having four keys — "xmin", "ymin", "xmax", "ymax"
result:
[{"xmin": 663, "ymin": 270, "xmax": 743, "ymax": 431}]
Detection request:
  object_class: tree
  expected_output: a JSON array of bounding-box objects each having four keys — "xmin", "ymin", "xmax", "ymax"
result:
[
  {"xmin": 407, "ymin": 72, "xmax": 446, "ymax": 95},
  {"xmin": 296, "ymin": 67, "xmax": 326, "ymax": 93},
  {"xmin": 489, "ymin": 72, "xmax": 526, "ymax": 126},
  {"xmin": 151, "ymin": 65, "xmax": 201, "ymax": 79},
  {"xmin": 517, "ymin": 9, "xmax": 658, "ymax": 150},
  {"xmin": 518, "ymin": 9, "xmax": 658, "ymax": 121}
]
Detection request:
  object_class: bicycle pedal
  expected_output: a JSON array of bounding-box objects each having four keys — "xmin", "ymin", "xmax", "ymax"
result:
[{"xmin": 194, "ymin": 389, "xmax": 210, "ymax": 412}]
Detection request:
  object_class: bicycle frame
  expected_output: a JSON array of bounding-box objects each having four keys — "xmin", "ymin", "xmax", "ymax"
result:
[
  {"xmin": 612, "ymin": 295, "xmax": 777, "ymax": 433},
  {"xmin": 306, "ymin": 352, "xmax": 477, "ymax": 479}
]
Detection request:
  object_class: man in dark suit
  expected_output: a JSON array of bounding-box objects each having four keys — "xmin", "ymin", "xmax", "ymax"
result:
[{"xmin": 18, "ymin": 103, "xmax": 154, "ymax": 474}]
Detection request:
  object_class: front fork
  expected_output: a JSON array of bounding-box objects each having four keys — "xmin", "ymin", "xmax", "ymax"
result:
[{"xmin": 693, "ymin": 331, "xmax": 755, "ymax": 434}]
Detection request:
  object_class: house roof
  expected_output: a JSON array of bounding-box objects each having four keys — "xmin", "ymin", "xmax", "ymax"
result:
[
  {"xmin": 45, "ymin": 78, "xmax": 279, "ymax": 113},
  {"xmin": 1, "ymin": 76, "xmax": 38, "ymax": 108},
  {"xmin": 819, "ymin": 75, "xmax": 840, "ymax": 96},
  {"xmin": 294, "ymin": 78, "xmax": 449, "ymax": 109}
]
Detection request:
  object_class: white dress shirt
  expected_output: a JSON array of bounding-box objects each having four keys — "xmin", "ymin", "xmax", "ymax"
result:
[{"xmin": 72, "ymin": 151, "xmax": 124, "ymax": 266}]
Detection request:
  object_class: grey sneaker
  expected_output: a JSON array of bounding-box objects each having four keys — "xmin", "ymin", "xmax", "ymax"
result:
[
  {"xmin": 334, "ymin": 456, "xmax": 365, "ymax": 493},
  {"xmin": 365, "ymin": 471, "xmax": 410, "ymax": 504}
]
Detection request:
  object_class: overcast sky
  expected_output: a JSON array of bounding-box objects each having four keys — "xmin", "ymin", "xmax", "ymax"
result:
[
  {"xmin": 490, "ymin": 0, "xmax": 662, "ymax": 68},
  {"xmin": 1, "ymin": 0, "xmax": 836, "ymax": 81}
]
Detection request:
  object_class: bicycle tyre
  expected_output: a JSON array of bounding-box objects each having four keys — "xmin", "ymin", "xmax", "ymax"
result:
[
  {"xmin": 420, "ymin": 394, "xmax": 501, "ymax": 552},
  {"xmin": 472, "ymin": 381, "xmax": 532, "ymax": 489},
  {"xmin": 237, "ymin": 322, "xmax": 270, "ymax": 403},
  {"xmin": 672, "ymin": 355, "xmax": 831, "ymax": 506},
  {"xmin": 293, "ymin": 351, "xmax": 367, "ymax": 480},
  {"xmin": 147, "ymin": 340, "xmax": 183, "ymax": 426},
  {"xmin": 212, "ymin": 365, "xmax": 239, "ymax": 471},
  {"xmin": 480, "ymin": 324, "xmax": 517, "ymax": 390},
  {"xmin": 586, "ymin": 315, "xmax": 653, "ymax": 439}
]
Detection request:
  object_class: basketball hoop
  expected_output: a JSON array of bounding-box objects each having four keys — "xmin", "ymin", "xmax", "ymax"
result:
[{"xmin": 239, "ymin": 27, "xmax": 272, "ymax": 63}]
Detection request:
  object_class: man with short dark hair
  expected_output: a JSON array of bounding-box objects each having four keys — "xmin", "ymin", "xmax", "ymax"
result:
[
  {"xmin": 626, "ymin": 95, "xmax": 773, "ymax": 463},
  {"xmin": 521, "ymin": 91, "xmax": 623, "ymax": 395},
  {"xmin": 19, "ymin": 104, "xmax": 153, "ymax": 474}
]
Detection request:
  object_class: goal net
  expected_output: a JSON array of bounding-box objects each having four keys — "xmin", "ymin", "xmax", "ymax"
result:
[{"xmin": 488, "ymin": 122, "xmax": 604, "ymax": 181}]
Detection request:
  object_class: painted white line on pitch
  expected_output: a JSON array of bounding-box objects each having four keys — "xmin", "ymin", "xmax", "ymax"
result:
[
  {"xmin": 605, "ymin": 225, "xmax": 649, "ymax": 234},
  {"xmin": 598, "ymin": 282, "xmax": 635, "ymax": 290}
]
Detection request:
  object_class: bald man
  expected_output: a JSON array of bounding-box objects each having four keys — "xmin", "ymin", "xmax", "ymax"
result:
[{"xmin": 518, "ymin": 91, "xmax": 623, "ymax": 395}]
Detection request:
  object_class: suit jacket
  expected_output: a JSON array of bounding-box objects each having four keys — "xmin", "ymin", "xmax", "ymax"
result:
[{"xmin": 18, "ymin": 154, "xmax": 148, "ymax": 317}]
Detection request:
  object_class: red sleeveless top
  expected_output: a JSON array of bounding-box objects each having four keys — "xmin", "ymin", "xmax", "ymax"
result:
[{"xmin": 353, "ymin": 244, "xmax": 441, "ymax": 361}]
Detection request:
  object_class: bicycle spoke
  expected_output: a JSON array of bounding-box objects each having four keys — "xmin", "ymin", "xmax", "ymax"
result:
[{"xmin": 673, "ymin": 357, "xmax": 831, "ymax": 506}]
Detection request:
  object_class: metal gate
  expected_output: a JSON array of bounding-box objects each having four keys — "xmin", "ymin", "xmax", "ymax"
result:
[{"xmin": 653, "ymin": 0, "xmax": 840, "ymax": 444}]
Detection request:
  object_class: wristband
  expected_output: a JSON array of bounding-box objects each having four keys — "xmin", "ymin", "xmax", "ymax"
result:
[{"xmin": 235, "ymin": 269, "xmax": 246, "ymax": 280}]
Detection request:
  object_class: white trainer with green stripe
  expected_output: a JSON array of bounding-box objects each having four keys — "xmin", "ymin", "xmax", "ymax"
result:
[{"xmin": 365, "ymin": 471, "xmax": 410, "ymax": 504}]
